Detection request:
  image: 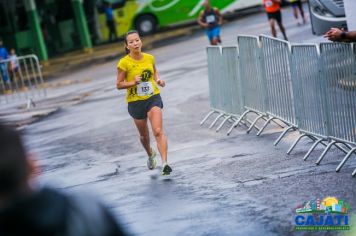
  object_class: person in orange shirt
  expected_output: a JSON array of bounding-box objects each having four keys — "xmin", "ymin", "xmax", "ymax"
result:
[{"xmin": 263, "ymin": 0, "xmax": 288, "ymax": 40}]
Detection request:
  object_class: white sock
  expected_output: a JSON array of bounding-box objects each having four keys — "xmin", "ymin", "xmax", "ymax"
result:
[{"xmin": 163, "ymin": 161, "xmax": 167, "ymax": 166}]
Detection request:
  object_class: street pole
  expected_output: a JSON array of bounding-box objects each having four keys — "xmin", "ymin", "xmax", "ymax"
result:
[
  {"xmin": 71, "ymin": 0, "xmax": 93, "ymax": 53},
  {"xmin": 24, "ymin": 0, "xmax": 49, "ymax": 63}
]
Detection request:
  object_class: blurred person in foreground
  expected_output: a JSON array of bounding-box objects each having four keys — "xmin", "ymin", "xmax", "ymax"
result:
[
  {"xmin": 324, "ymin": 28, "xmax": 356, "ymax": 42},
  {"xmin": 198, "ymin": 0, "xmax": 223, "ymax": 45},
  {"xmin": 0, "ymin": 122, "xmax": 127, "ymax": 236}
]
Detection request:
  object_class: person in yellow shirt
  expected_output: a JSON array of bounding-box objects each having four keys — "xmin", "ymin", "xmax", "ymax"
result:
[{"xmin": 116, "ymin": 30, "xmax": 172, "ymax": 175}]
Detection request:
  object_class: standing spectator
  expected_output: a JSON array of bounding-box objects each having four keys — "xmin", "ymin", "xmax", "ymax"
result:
[
  {"xmin": 9, "ymin": 49, "xmax": 19, "ymax": 74},
  {"xmin": 0, "ymin": 122, "xmax": 128, "ymax": 236},
  {"xmin": 105, "ymin": 2, "xmax": 118, "ymax": 42},
  {"xmin": 289, "ymin": 0, "xmax": 306, "ymax": 25},
  {"xmin": 9, "ymin": 49, "xmax": 20, "ymax": 83},
  {"xmin": 263, "ymin": 0, "xmax": 288, "ymax": 41},
  {"xmin": 197, "ymin": 0, "xmax": 223, "ymax": 45},
  {"xmin": 0, "ymin": 38, "xmax": 10, "ymax": 85},
  {"xmin": 324, "ymin": 28, "xmax": 356, "ymax": 42}
]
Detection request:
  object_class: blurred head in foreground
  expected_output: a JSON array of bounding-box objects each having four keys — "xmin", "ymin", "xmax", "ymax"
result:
[{"xmin": 0, "ymin": 122, "xmax": 128, "ymax": 236}]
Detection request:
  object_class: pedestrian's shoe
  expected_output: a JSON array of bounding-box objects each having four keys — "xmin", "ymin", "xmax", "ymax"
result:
[
  {"xmin": 147, "ymin": 147, "xmax": 157, "ymax": 170},
  {"xmin": 162, "ymin": 164, "xmax": 172, "ymax": 176}
]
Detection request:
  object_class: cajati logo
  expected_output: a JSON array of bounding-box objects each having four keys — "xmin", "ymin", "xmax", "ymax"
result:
[{"xmin": 294, "ymin": 197, "xmax": 351, "ymax": 231}]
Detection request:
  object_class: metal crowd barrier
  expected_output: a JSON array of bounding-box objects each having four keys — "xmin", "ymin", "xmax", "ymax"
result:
[
  {"xmin": 259, "ymin": 35, "xmax": 297, "ymax": 138},
  {"xmin": 201, "ymin": 47, "xmax": 224, "ymax": 127},
  {"xmin": 0, "ymin": 54, "xmax": 46, "ymax": 106},
  {"xmin": 227, "ymin": 35, "xmax": 268, "ymax": 135},
  {"xmin": 216, "ymin": 47, "xmax": 244, "ymax": 132},
  {"xmin": 202, "ymin": 37, "xmax": 356, "ymax": 177},
  {"xmin": 317, "ymin": 43, "xmax": 356, "ymax": 176},
  {"xmin": 287, "ymin": 44, "xmax": 331, "ymax": 159},
  {"xmin": 201, "ymin": 46, "xmax": 244, "ymax": 132}
]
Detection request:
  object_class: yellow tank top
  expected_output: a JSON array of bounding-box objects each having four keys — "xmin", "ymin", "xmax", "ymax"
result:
[{"xmin": 117, "ymin": 53, "xmax": 160, "ymax": 103}]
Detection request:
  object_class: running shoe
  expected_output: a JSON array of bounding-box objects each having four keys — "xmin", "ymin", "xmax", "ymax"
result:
[
  {"xmin": 162, "ymin": 164, "xmax": 172, "ymax": 175},
  {"xmin": 147, "ymin": 148, "xmax": 157, "ymax": 170}
]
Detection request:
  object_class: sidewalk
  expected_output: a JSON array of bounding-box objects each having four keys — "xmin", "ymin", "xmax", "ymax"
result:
[
  {"xmin": 42, "ymin": 27, "xmax": 198, "ymax": 80},
  {"xmin": 0, "ymin": 27, "xmax": 199, "ymax": 127}
]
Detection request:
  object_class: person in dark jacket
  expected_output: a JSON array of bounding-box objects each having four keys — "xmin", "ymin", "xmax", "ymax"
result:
[{"xmin": 0, "ymin": 122, "xmax": 128, "ymax": 236}]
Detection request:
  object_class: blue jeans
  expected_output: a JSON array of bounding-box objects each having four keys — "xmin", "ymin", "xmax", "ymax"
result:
[{"xmin": 0, "ymin": 62, "xmax": 9, "ymax": 83}]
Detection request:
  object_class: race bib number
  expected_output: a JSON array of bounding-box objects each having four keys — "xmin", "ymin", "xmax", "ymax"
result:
[
  {"xmin": 137, "ymin": 82, "xmax": 154, "ymax": 96},
  {"xmin": 265, "ymin": 0, "xmax": 273, "ymax": 7},
  {"xmin": 206, "ymin": 15, "xmax": 216, "ymax": 23}
]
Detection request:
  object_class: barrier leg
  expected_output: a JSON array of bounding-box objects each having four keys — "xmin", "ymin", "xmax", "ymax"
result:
[
  {"xmin": 226, "ymin": 117, "xmax": 237, "ymax": 124},
  {"xmin": 227, "ymin": 110, "xmax": 249, "ymax": 136},
  {"xmin": 200, "ymin": 110, "xmax": 217, "ymax": 126},
  {"xmin": 209, "ymin": 113, "xmax": 224, "ymax": 129},
  {"xmin": 256, "ymin": 116, "xmax": 274, "ymax": 136},
  {"xmin": 216, "ymin": 115, "xmax": 231, "ymax": 132},
  {"xmin": 303, "ymin": 138, "xmax": 324, "ymax": 161},
  {"xmin": 274, "ymin": 126, "xmax": 296, "ymax": 146},
  {"xmin": 287, "ymin": 134, "xmax": 308, "ymax": 155},
  {"xmin": 334, "ymin": 143, "xmax": 351, "ymax": 154},
  {"xmin": 246, "ymin": 114, "xmax": 264, "ymax": 134},
  {"xmin": 336, "ymin": 147, "xmax": 356, "ymax": 172},
  {"xmin": 315, "ymin": 141, "xmax": 336, "ymax": 165},
  {"xmin": 271, "ymin": 119, "xmax": 285, "ymax": 129}
]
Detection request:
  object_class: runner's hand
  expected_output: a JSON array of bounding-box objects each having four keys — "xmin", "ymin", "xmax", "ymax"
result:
[
  {"xmin": 156, "ymin": 79, "xmax": 165, "ymax": 87},
  {"xmin": 134, "ymin": 75, "xmax": 142, "ymax": 84}
]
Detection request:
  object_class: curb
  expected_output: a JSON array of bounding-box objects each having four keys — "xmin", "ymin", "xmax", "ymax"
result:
[{"xmin": 42, "ymin": 27, "xmax": 197, "ymax": 80}]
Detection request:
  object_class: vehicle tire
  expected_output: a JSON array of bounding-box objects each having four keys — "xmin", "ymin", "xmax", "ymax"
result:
[{"xmin": 135, "ymin": 15, "xmax": 157, "ymax": 35}]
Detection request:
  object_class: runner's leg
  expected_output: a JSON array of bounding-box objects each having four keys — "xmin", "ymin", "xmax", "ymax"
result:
[
  {"xmin": 133, "ymin": 118, "xmax": 153, "ymax": 156},
  {"xmin": 147, "ymin": 106, "xmax": 168, "ymax": 164},
  {"xmin": 277, "ymin": 21, "xmax": 288, "ymax": 40},
  {"xmin": 269, "ymin": 19, "xmax": 277, "ymax": 38},
  {"xmin": 292, "ymin": 4, "xmax": 298, "ymax": 20},
  {"xmin": 298, "ymin": 1, "xmax": 306, "ymax": 23}
]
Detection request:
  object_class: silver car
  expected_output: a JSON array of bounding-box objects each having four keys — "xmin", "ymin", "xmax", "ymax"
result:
[{"xmin": 308, "ymin": 0, "xmax": 347, "ymax": 35}]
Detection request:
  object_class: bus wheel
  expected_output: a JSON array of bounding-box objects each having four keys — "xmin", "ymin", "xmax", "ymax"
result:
[{"xmin": 135, "ymin": 15, "xmax": 157, "ymax": 35}]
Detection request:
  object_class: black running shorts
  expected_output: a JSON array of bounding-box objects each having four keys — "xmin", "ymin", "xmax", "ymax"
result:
[
  {"xmin": 267, "ymin": 11, "xmax": 282, "ymax": 23},
  {"xmin": 128, "ymin": 94, "xmax": 163, "ymax": 120}
]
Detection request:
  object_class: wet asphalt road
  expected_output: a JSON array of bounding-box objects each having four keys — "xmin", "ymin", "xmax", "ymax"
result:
[{"xmin": 18, "ymin": 6, "xmax": 356, "ymax": 236}]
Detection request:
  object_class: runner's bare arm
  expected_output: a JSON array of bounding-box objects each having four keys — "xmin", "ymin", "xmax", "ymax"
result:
[
  {"xmin": 153, "ymin": 65, "xmax": 165, "ymax": 87},
  {"xmin": 116, "ymin": 68, "xmax": 140, "ymax": 89},
  {"xmin": 215, "ymin": 8, "xmax": 223, "ymax": 25},
  {"xmin": 324, "ymin": 28, "xmax": 356, "ymax": 42},
  {"xmin": 197, "ymin": 11, "xmax": 208, "ymax": 28}
]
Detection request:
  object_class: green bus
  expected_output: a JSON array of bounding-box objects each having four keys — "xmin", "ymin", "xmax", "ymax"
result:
[{"xmin": 98, "ymin": 0, "xmax": 261, "ymax": 39}]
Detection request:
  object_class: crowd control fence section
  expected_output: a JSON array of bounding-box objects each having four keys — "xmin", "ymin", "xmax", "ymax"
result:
[
  {"xmin": 202, "ymin": 36, "xmax": 356, "ymax": 177},
  {"xmin": 0, "ymin": 54, "xmax": 46, "ymax": 106}
]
